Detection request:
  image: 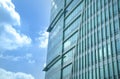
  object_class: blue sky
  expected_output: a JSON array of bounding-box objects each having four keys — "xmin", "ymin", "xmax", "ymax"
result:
[{"xmin": 0, "ymin": 0, "xmax": 50, "ymax": 79}]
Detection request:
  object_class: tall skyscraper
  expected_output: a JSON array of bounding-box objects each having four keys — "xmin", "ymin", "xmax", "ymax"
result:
[{"xmin": 43, "ymin": 0, "xmax": 120, "ymax": 79}]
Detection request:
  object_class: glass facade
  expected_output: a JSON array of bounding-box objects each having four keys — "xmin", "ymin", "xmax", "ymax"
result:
[{"xmin": 44, "ymin": 0, "xmax": 120, "ymax": 79}]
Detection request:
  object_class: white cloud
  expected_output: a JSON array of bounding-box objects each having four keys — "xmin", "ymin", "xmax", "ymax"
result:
[
  {"xmin": 0, "ymin": 25, "xmax": 31, "ymax": 50},
  {"xmin": 37, "ymin": 29, "xmax": 49, "ymax": 48},
  {"xmin": 0, "ymin": 54, "xmax": 21, "ymax": 61},
  {"xmin": 28, "ymin": 60, "xmax": 35, "ymax": 64},
  {"xmin": 0, "ymin": 0, "xmax": 32, "ymax": 51},
  {"xmin": 0, "ymin": 0, "xmax": 20, "ymax": 26},
  {"xmin": 26, "ymin": 53, "xmax": 32, "ymax": 59},
  {"xmin": 0, "ymin": 68, "xmax": 35, "ymax": 79},
  {"xmin": 0, "ymin": 53, "xmax": 35, "ymax": 64},
  {"xmin": 43, "ymin": 63, "xmax": 46, "ymax": 68}
]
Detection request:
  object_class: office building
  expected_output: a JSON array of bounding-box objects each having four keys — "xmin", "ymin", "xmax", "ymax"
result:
[{"xmin": 44, "ymin": 0, "xmax": 120, "ymax": 79}]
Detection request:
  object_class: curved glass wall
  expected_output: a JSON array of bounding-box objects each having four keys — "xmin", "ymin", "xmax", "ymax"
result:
[
  {"xmin": 45, "ymin": 59, "xmax": 61, "ymax": 79},
  {"xmin": 50, "ymin": 0, "xmax": 63, "ymax": 22},
  {"xmin": 47, "ymin": 15, "xmax": 63, "ymax": 64}
]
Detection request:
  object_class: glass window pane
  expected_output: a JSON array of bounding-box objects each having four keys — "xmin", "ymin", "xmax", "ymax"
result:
[
  {"xmin": 113, "ymin": 62, "xmax": 118, "ymax": 76},
  {"xmin": 50, "ymin": 0, "xmax": 63, "ymax": 22},
  {"xmin": 98, "ymin": 0, "xmax": 101, "ymax": 10},
  {"xmin": 88, "ymin": 7, "xmax": 91, "ymax": 18},
  {"xmin": 105, "ymin": 7, "xmax": 109, "ymax": 21},
  {"xmin": 83, "ymin": 55, "xmax": 85, "ymax": 69},
  {"xmin": 88, "ymin": 52, "xmax": 91, "ymax": 66},
  {"xmin": 102, "ymin": 10, "xmax": 105, "ymax": 24},
  {"xmin": 108, "ymin": 63, "xmax": 113, "ymax": 78},
  {"xmin": 92, "ymin": 51, "xmax": 95, "ymax": 64},
  {"xmin": 103, "ymin": 45, "xmax": 107, "ymax": 58},
  {"xmin": 65, "ymin": 0, "xmax": 72, "ymax": 6},
  {"xmin": 111, "ymin": 41, "xmax": 116, "ymax": 56},
  {"xmin": 98, "ymin": 12, "xmax": 101, "ymax": 25},
  {"xmin": 91, "ymin": 3, "xmax": 94, "ymax": 15},
  {"xmin": 119, "ymin": 0, "xmax": 120, "ymax": 12},
  {"xmin": 87, "ymin": 36, "xmax": 89, "ymax": 49},
  {"xmin": 102, "ymin": 26, "xmax": 106, "ymax": 40},
  {"xmin": 91, "ymin": 51, "xmax": 94, "ymax": 65},
  {"xmin": 109, "ymin": 4, "xmax": 113, "ymax": 19},
  {"xmin": 64, "ymin": 32, "xmax": 78, "ymax": 51},
  {"xmin": 83, "ymin": 26, "xmax": 85, "ymax": 37},
  {"xmin": 93, "ymin": 2, "xmax": 95, "ymax": 14},
  {"xmin": 95, "ymin": 50, "xmax": 98, "ymax": 63},
  {"xmin": 89, "ymin": 70, "xmax": 92, "ymax": 79},
  {"xmin": 98, "ymin": 29, "xmax": 101, "ymax": 43},
  {"xmin": 65, "ymin": 1, "xmax": 84, "ymax": 26},
  {"xmin": 85, "ymin": 71, "xmax": 88, "ymax": 79},
  {"xmin": 88, "ymin": 21, "xmax": 90, "ymax": 32},
  {"xmin": 107, "ymin": 43, "xmax": 111, "ymax": 56},
  {"xmin": 97, "ymin": 0, "xmax": 101, "ymax": 11},
  {"xmin": 86, "ymin": 0, "xmax": 90, "ymax": 4},
  {"xmin": 79, "ymin": 57, "xmax": 81, "ymax": 71},
  {"xmin": 46, "ymin": 59, "xmax": 61, "ymax": 79},
  {"xmin": 100, "ymin": 67, "xmax": 104, "ymax": 79},
  {"xmin": 63, "ymin": 49, "xmax": 74, "ymax": 65},
  {"xmin": 101, "ymin": 0, "xmax": 104, "ymax": 8},
  {"xmin": 113, "ymin": 1, "xmax": 118, "ymax": 16},
  {"xmin": 94, "ymin": 31, "xmax": 97, "ymax": 45},
  {"xmin": 104, "ymin": 0, "xmax": 108, "ymax": 5},
  {"xmin": 106, "ymin": 23, "xmax": 110, "ymax": 38},
  {"xmin": 118, "ymin": 59, "xmax": 120, "ymax": 75},
  {"xmin": 99, "ymin": 47, "xmax": 102, "ymax": 61},
  {"xmin": 96, "ymin": 68, "xmax": 99, "ymax": 78},
  {"xmin": 91, "ymin": 34, "xmax": 93, "ymax": 47},
  {"xmin": 83, "ymin": 39, "xmax": 85, "ymax": 52},
  {"xmin": 116, "ymin": 38, "xmax": 120, "ymax": 55},
  {"xmin": 114, "ymin": 18, "xmax": 119, "ymax": 35},
  {"xmin": 104, "ymin": 64, "xmax": 109, "ymax": 78},
  {"xmin": 93, "ymin": 68, "xmax": 96, "ymax": 79},
  {"xmin": 64, "ymin": 17, "xmax": 81, "ymax": 38},
  {"xmin": 92, "ymin": 17, "xmax": 94, "ymax": 30},
  {"xmin": 63, "ymin": 64, "xmax": 72, "ymax": 79},
  {"xmin": 85, "ymin": 54, "xmax": 88, "ymax": 68},
  {"xmin": 110, "ymin": 20, "xmax": 114, "ymax": 36},
  {"xmin": 95, "ymin": 16, "xmax": 97, "ymax": 28},
  {"xmin": 90, "ymin": 5, "xmax": 92, "ymax": 16},
  {"xmin": 89, "ymin": 35, "xmax": 91, "ymax": 48}
]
